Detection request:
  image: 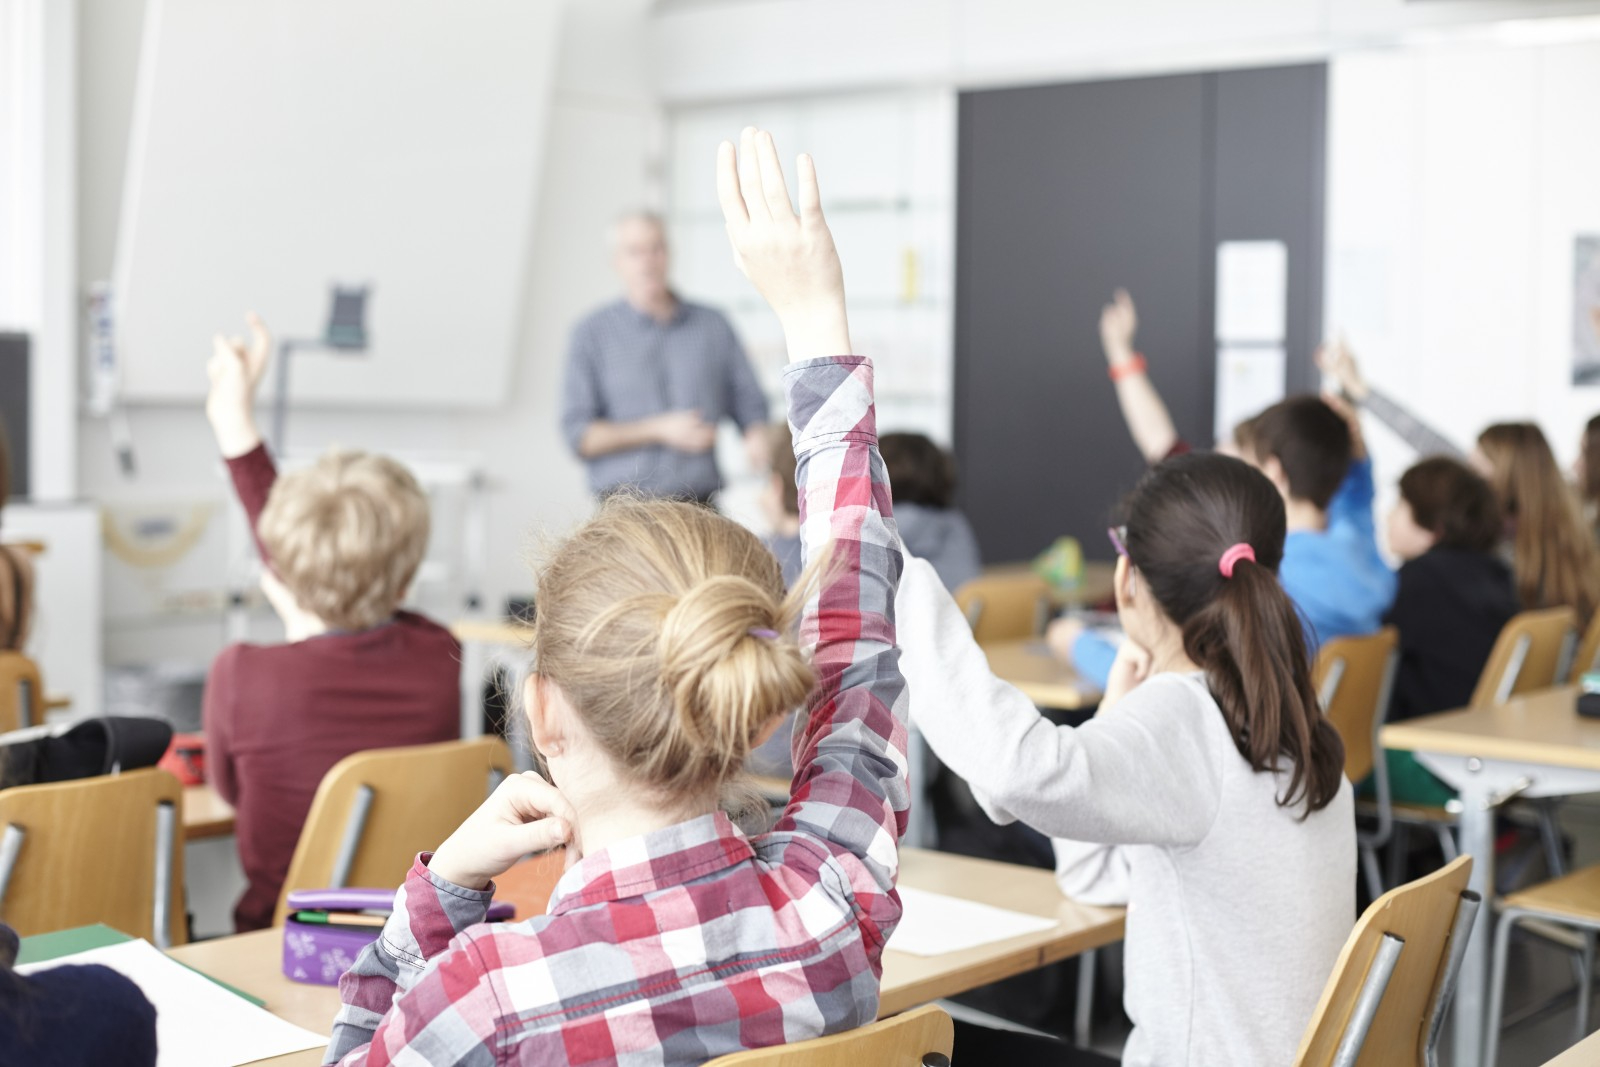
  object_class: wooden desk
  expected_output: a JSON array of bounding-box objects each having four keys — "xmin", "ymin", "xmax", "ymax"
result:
[
  {"xmin": 166, "ymin": 847, "xmax": 1122, "ymax": 1059},
  {"xmin": 1544, "ymin": 1028, "xmax": 1600, "ymax": 1065},
  {"xmin": 450, "ymin": 618, "xmax": 536, "ymax": 741},
  {"xmin": 1381, "ymin": 687, "xmax": 1600, "ymax": 1067},
  {"xmin": 981, "ymin": 560, "xmax": 1116, "ymax": 610},
  {"xmin": 182, "ymin": 783, "xmax": 236, "ymax": 840},
  {"xmin": 450, "ymin": 619, "xmax": 534, "ymax": 647},
  {"xmin": 980, "ymin": 639, "xmax": 1101, "ymax": 710}
]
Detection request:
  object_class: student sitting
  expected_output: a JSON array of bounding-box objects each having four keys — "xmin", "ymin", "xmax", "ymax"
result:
[
  {"xmin": 324, "ymin": 128, "xmax": 910, "ymax": 1066},
  {"xmin": 1381, "ymin": 457, "xmax": 1520, "ymax": 805},
  {"xmin": 0, "ymin": 922, "xmax": 156, "ymax": 1067},
  {"xmin": 0, "ymin": 417, "xmax": 34, "ymax": 652},
  {"xmin": 899, "ymin": 452, "xmax": 1354, "ymax": 1067},
  {"xmin": 201, "ymin": 316, "xmax": 460, "ymax": 934},
  {"xmin": 879, "ymin": 432, "xmax": 982, "ymax": 591}
]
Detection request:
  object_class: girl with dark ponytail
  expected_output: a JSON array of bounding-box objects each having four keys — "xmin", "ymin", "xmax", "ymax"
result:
[{"xmin": 902, "ymin": 451, "xmax": 1354, "ymax": 1067}]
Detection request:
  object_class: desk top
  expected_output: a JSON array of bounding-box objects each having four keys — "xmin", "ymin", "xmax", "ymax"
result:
[
  {"xmin": 182, "ymin": 783, "xmax": 236, "ymax": 840},
  {"xmin": 982, "ymin": 560, "xmax": 1116, "ymax": 610},
  {"xmin": 166, "ymin": 847, "xmax": 1123, "ymax": 1061},
  {"xmin": 450, "ymin": 619, "xmax": 535, "ymax": 646},
  {"xmin": 980, "ymin": 639, "xmax": 1101, "ymax": 710},
  {"xmin": 1380, "ymin": 687, "xmax": 1600, "ymax": 771}
]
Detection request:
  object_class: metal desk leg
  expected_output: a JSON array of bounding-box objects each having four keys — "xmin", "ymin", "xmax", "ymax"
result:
[{"xmin": 1452, "ymin": 779, "xmax": 1497, "ymax": 1067}]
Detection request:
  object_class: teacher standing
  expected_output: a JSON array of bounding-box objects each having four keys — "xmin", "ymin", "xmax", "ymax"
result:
[{"xmin": 561, "ymin": 211, "xmax": 769, "ymax": 503}]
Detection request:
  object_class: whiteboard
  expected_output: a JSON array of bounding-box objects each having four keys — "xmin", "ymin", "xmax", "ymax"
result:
[{"xmin": 112, "ymin": 0, "xmax": 564, "ymax": 407}]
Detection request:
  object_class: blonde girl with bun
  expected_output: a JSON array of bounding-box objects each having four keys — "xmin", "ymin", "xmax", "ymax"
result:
[{"xmin": 326, "ymin": 127, "xmax": 911, "ymax": 1067}]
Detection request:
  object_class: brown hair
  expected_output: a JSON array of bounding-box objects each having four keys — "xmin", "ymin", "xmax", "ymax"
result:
[
  {"xmin": 257, "ymin": 450, "xmax": 430, "ymax": 631},
  {"xmin": 879, "ymin": 433, "xmax": 956, "ymax": 509},
  {"xmin": 1478, "ymin": 423, "xmax": 1600, "ymax": 623},
  {"xmin": 1249, "ymin": 396, "xmax": 1353, "ymax": 510},
  {"xmin": 1122, "ymin": 452, "xmax": 1344, "ymax": 814},
  {"xmin": 1582, "ymin": 415, "xmax": 1600, "ymax": 518},
  {"xmin": 770, "ymin": 424, "xmax": 798, "ymax": 518},
  {"xmin": 1399, "ymin": 457, "xmax": 1501, "ymax": 554},
  {"xmin": 531, "ymin": 496, "xmax": 815, "ymax": 798}
]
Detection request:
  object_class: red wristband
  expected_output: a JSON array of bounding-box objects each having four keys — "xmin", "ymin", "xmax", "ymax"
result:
[{"xmin": 1109, "ymin": 353, "xmax": 1147, "ymax": 382}]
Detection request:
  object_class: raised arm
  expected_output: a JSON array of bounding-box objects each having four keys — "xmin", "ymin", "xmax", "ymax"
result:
[
  {"xmin": 1317, "ymin": 339, "xmax": 1463, "ymax": 459},
  {"xmin": 206, "ymin": 315, "xmax": 278, "ymax": 560},
  {"xmin": 716, "ymin": 130, "xmax": 909, "ymax": 913},
  {"xmin": 1100, "ymin": 290, "xmax": 1182, "ymax": 464}
]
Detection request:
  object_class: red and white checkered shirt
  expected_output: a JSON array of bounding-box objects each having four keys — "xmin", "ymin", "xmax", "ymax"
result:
[{"xmin": 326, "ymin": 355, "xmax": 909, "ymax": 1066}]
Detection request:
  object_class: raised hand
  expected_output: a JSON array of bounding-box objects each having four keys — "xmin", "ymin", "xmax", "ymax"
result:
[
  {"xmin": 1322, "ymin": 391, "xmax": 1368, "ymax": 463},
  {"xmin": 653, "ymin": 410, "xmax": 718, "ymax": 454},
  {"xmin": 1099, "ymin": 289, "xmax": 1138, "ymax": 367},
  {"xmin": 427, "ymin": 771, "xmax": 578, "ymax": 891},
  {"xmin": 716, "ymin": 127, "xmax": 849, "ymax": 363},
  {"xmin": 1314, "ymin": 336, "xmax": 1369, "ymax": 402},
  {"xmin": 206, "ymin": 312, "xmax": 273, "ymax": 458}
]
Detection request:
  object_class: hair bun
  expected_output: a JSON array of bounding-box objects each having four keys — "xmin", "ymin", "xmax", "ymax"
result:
[{"xmin": 657, "ymin": 576, "xmax": 813, "ymax": 771}]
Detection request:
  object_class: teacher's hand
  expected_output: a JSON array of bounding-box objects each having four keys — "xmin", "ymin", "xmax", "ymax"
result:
[{"xmin": 654, "ymin": 410, "xmax": 717, "ymax": 454}]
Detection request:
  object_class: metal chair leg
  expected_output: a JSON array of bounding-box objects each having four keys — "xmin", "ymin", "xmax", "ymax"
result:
[
  {"xmin": 1434, "ymin": 824, "xmax": 1459, "ymax": 863},
  {"xmin": 1359, "ymin": 844, "xmax": 1384, "ymax": 902},
  {"xmin": 1334, "ymin": 934, "xmax": 1405, "ymax": 1067},
  {"xmin": 1074, "ymin": 949, "xmax": 1097, "ymax": 1048},
  {"xmin": 1579, "ymin": 931, "xmax": 1595, "ymax": 1039},
  {"xmin": 1485, "ymin": 908, "xmax": 1524, "ymax": 1067},
  {"xmin": 1388, "ymin": 823, "xmax": 1408, "ymax": 887}
]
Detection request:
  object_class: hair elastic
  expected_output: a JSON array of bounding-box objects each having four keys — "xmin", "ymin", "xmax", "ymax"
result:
[
  {"xmin": 1218, "ymin": 543, "xmax": 1256, "ymax": 579},
  {"xmin": 749, "ymin": 628, "xmax": 780, "ymax": 640}
]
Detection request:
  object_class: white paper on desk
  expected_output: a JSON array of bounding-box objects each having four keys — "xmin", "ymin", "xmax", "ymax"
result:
[
  {"xmin": 889, "ymin": 886, "xmax": 1060, "ymax": 957},
  {"xmin": 18, "ymin": 939, "xmax": 327, "ymax": 1066}
]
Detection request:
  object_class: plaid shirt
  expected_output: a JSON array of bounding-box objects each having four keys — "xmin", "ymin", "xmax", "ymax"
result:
[{"xmin": 326, "ymin": 355, "xmax": 908, "ymax": 1066}]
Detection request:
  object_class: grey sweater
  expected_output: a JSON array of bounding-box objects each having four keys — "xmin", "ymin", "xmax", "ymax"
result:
[{"xmin": 896, "ymin": 559, "xmax": 1355, "ymax": 1067}]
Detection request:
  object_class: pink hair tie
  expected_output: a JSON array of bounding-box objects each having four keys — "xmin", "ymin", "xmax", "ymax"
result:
[{"xmin": 1218, "ymin": 543, "xmax": 1256, "ymax": 579}]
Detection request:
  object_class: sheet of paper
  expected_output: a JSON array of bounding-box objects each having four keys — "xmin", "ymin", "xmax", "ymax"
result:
[
  {"xmin": 1216, "ymin": 240, "xmax": 1288, "ymax": 344},
  {"xmin": 888, "ymin": 886, "xmax": 1060, "ymax": 957},
  {"xmin": 1215, "ymin": 345, "xmax": 1287, "ymax": 445},
  {"xmin": 18, "ymin": 939, "xmax": 327, "ymax": 1066}
]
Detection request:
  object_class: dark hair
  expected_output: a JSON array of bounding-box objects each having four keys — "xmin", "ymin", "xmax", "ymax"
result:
[
  {"xmin": 1122, "ymin": 452, "xmax": 1345, "ymax": 814},
  {"xmin": 770, "ymin": 425, "xmax": 798, "ymax": 517},
  {"xmin": 879, "ymin": 433, "xmax": 956, "ymax": 509},
  {"xmin": 1582, "ymin": 415, "xmax": 1600, "ymax": 509},
  {"xmin": 1248, "ymin": 396, "xmax": 1353, "ymax": 510},
  {"xmin": 1399, "ymin": 457, "xmax": 1501, "ymax": 553}
]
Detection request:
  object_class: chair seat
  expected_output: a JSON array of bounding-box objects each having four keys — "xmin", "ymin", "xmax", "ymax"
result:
[{"xmin": 1502, "ymin": 864, "xmax": 1600, "ymax": 924}]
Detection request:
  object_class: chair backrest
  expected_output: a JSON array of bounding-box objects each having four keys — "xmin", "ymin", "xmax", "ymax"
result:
[
  {"xmin": 953, "ymin": 573, "xmax": 1052, "ymax": 644},
  {"xmin": 1293, "ymin": 855, "xmax": 1476, "ymax": 1067},
  {"xmin": 1571, "ymin": 610, "xmax": 1600, "ymax": 682},
  {"xmin": 1314, "ymin": 627, "xmax": 1399, "ymax": 784},
  {"xmin": 0, "ymin": 650, "xmax": 43, "ymax": 734},
  {"xmin": 703, "ymin": 1005, "xmax": 954, "ymax": 1066},
  {"xmin": 275, "ymin": 736, "xmax": 513, "ymax": 925},
  {"xmin": 0, "ymin": 767, "xmax": 186, "ymax": 946},
  {"xmin": 1470, "ymin": 607, "xmax": 1576, "ymax": 708}
]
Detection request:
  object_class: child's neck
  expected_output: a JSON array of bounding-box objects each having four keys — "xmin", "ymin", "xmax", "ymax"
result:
[
  {"xmin": 563, "ymin": 779, "xmax": 718, "ymax": 863},
  {"xmin": 1284, "ymin": 497, "xmax": 1328, "ymax": 534}
]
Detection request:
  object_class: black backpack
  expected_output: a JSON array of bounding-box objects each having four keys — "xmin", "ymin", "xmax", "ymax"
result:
[{"xmin": 0, "ymin": 716, "xmax": 174, "ymax": 787}]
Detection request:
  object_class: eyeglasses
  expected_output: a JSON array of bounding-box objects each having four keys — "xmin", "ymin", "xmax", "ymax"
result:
[{"xmin": 1107, "ymin": 525, "xmax": 1129, "ymax": 559}]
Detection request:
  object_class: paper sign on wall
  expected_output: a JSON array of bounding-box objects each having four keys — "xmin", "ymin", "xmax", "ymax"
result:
[
  {"xmin": 1215, "ymin": 346, "xmax": 1287, "ymax": 445},
  {"xmin": 1216, "ymin": 241, "xmax": 1288, "ymax": 344}
]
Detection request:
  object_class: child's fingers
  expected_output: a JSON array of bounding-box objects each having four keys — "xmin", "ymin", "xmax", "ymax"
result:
[
  {"xmin": 715, "ymin": 141, "xmax": 749, "ymax": 227},
  {"xmin": 738, "ymin": 127, "xmax": 769, "ymax": 221},
  {"xmin": 796, "ymin": 153, "xmax": 823, "ymax": 226},
  {"xmin": 519, "ymin": 816, "xmax": 571, "ymax": 856},
  {"xmin": 503, "ymin": 771, "xmax": 580, "ymax": 827},
  {"xmin": 246, "ymin": 312, "xmax": 272, "ymax": 359},
  {"xmin": 755, "ymin": 130, "xmax": 793, "ymax": 220}
]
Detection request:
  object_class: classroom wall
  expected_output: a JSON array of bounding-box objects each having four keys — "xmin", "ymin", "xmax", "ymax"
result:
[{"xmin": 75, "ymin": 0, "xmax": 662, "ymax": 668}]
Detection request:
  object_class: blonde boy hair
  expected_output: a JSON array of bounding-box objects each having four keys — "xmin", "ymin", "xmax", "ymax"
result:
[
  {"xmin": 533, "ymin": 495, "xmax": 815, "ymax": 797},
  {"xmin": 257, "ymin": 450, "xmax": 429, "ymax": 631}
]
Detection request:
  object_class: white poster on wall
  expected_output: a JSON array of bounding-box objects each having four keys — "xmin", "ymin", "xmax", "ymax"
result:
[
  {"xmin": 1216, "ymin": 241, "xmax": 1288, "ymax": 345},
  {"xmin": 1575, "ymin": 235, "xmax": 1600, "ymax": 386},
  {"xmin": 1215, "ymin": 346, "xmax": 1287, "ymax": 445}
]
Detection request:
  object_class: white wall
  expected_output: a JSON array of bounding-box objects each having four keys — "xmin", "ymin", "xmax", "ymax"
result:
[{"xmin": 77, "ymin": 0, "xmax": 662, "ymax": 667}]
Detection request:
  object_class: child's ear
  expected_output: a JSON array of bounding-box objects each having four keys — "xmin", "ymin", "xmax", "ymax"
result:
[
  {"xmin": 1113, "ymin": 555, "xmax": 1138, "ymax": 609},
  {"xmin": 1261, "ymin": 456, "xmax": 1291, "ymax": 498}
]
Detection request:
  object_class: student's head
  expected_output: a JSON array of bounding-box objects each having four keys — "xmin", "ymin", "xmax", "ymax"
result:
[
  {"xmin": 1215, "ymin": 414, "xmax": 1258, "ymax": 461},
  {"xmin": 1389, "ymin": 457, "xmax": 1501, "ymax": 562},
  {"xmin": 879, "ymin": 433, "xmax": 956, "ymax": 509},
  {"xmin": 256, "ymin": 451, "xmax": 430, "ymax": 632},
  {"xmin": 1115, "ymin": 452, "xmax": 1344, "ymax": 814},
  {"xmin": 526, "ymin": 496, "xmax": 814, "ymax": 815},
  {"xmin": 1245, "ymin": 396, "xmax": 1353, "ymax": 512},
  {"xmin": 763, "ymin": 425, "xmax": 799, "ymax": 529},
  {"xmin": 1475, "ymin": 421, "xmax": 1600, "ymax": 620},
  {"xmin": 611, "ymin": 211, "xmax": 670, "ymax": 305}
]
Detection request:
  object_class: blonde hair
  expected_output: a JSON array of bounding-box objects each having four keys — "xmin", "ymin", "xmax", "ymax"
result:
[
  {"xmin": 1479, "ymin": 422, "xmax": 1600, "ymax": 624},
  {"xmin": 258, "ymin": 450, "xmax": 430, "ymax": 631},
  {"xmin": 532, "ymin": 495, "xmax": 815, "ymax": 798}
]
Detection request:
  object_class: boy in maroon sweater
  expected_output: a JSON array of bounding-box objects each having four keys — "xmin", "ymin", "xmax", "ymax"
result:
[{"xmin": 202, "ymin": 314, "xmax": 460, "ymax": 932}]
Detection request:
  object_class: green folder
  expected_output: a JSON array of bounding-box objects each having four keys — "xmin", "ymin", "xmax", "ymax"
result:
[{"xmin": 16, "ymin": 924, "xmax": 266, "ymax": 1007}]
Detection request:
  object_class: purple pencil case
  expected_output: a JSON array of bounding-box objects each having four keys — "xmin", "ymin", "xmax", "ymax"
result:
[{"xmin": 281, "ymin": 887, "xmax": 514, "ymax": 986}]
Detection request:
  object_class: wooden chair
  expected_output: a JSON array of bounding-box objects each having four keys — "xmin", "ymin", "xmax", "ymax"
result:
[
  {"xmin": 0, "ymin": 767, "xmax": 186, "ymax": 947},
  {"xmin": 1316, "ymin": 627, "xmax": 1399, "ymax": 901},
  {"xmin": 1486, "ymin": 864, "xmax": 1600, "ymax": 1064},
  {"xmin": 1570, "ymin": 610, "xmax": 1600, "ymax": 682},
  {"xmin": 703, "ymin": 1004, "xmax": 953, "ymax": 1066},
  {"xmin": 0, "ymin": 650, "xmax": 44, "ymax": 734},
  {"xmin": 1292, "ymin": 855, "xmax": 1478, "ymax": 1066},
  {"xmin": 953, "ymin": 573, "xmax": 1052, "ymax": 644},
  {"xmin": 1470, "ymin": 607, "xmax": 1577, "ymax": 708},
  {"xmin": 274, "ymin": 736, "xmax": 512, "ymax": 926}
]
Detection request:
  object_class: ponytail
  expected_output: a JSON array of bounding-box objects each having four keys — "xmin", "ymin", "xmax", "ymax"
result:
[{"xmin": 1122, "ymin": 453, "xmax": 1346, "ymax": 816}]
